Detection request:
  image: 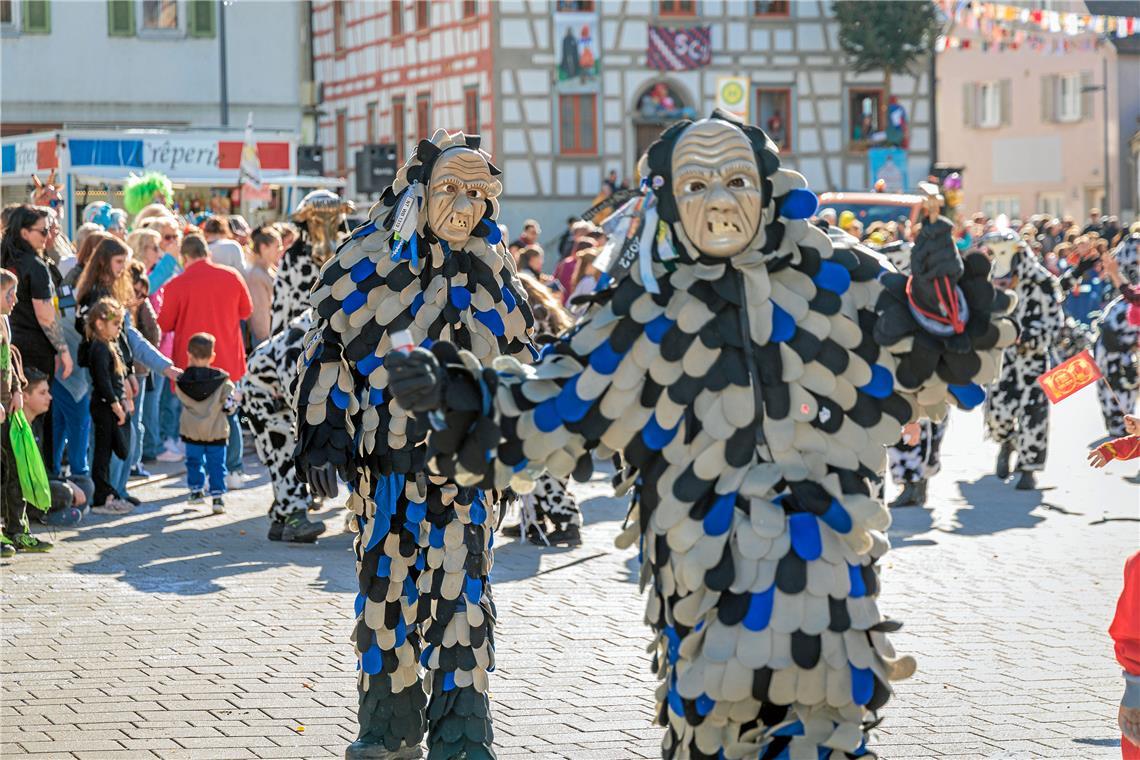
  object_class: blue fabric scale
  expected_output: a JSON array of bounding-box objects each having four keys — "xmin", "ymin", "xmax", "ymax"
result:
[
  {"xmin": 429, "ymin": 524, "xmax": 445, "ymax": 549},
  {"xmin": 404, "ymin": 577, "xmax": 418, "ymax": 607},
  {"xmin": 781, "ymin": 188, "xmax": 819, "ymax": 219},
  {"xmin": 465, "ymin": 576, "xmax": 483, "ymax": 604},
  {"xmin": 788, "ymin": 512, "xmax": 822, "ymax": 561},
  {"xmin": 474, "ymin": 308, "xmax": 505, "ymax": 337},
  {"xmin": 821, "ymin": 498, "xmax": 853, "ymax": 534},
  {"xmin": 702, "ymin": 492, "xmax": 736, "ymax": 537},
  {"xmin": 330, "ymin": 386, "xmax": 350, "ymax": 411},
  {"xmin": 368, "ymin": 387, "xmax": 385, "ymax": 406},
  {"xmin": 501, "ymin": 286, "xmax": 516, "ymax": 312},
  {"xmin": 351, "ymin": 222, "xmax": 377, "ymax": 239},
  {"xmin": 813, "ymin": 261, "xmax": 851, "ymax": 294},
  {"xmin": 415, "ymin": 553, "xmax": 425, "ymax": 571},
  {"xmin": 948, "ymin": 382, "xmax": 985, "ymax": 410},
  {"xmin": 588, "ymin": 340, "xmax": 623, "ymax": 374},
  {"xmin": 512, "ymin": 457, "xmax": 529, "ymax": 473},
  {"xmin": 356, "ymin": 352, "xmax": 383, "ymax": 376},
  {"xmin": 850, "ymin": 664, "xmax": 874, "ymax": 705},
  {"xmin": 354, "ymin": 592, "xmax": 365, "ymax": 618},
  {"xmin": 848, "ymin": 564, "xmax": 866, "ymax": 597},
  {"xmin": 642, "ymin": 414, "xmax": 678, "ymax": 451},
  {"xmin": 420, "ymin": 643, "xmax": 434, "ymax": 668},
  {"xmin": 695, "ymin": 693, "xmax": 715, "ymax": 716},
  {"xmin": 533, "ymin": 397, "xmax": 561, "ymax": 433},
  {"xmin": 645, "ymin": 314, "xmax": 673, "ymax": 343},
  {"xmin": 375, "ymin": 555, "xmax": 391, "ymax": 578},
  {"xmin": 470, "ymin": 495, "xmax": 487, "ymax": 526},
  {"xmin": 394, "ymin": 615, "xmax": 407, "ymax": 648},
  {"xmin": 555, "ymin": 375, "xmax": 592, "ymax": 423},
  {"xmin": 341, "ymin": 289, "xmax": 367, "ymax": 316},
  {"xmin": 667, "ymin": 680, "xmax": 684, "ymax": 716},
  {"xmin": 743, "ymin": 585, "xmax": 775, "ymax": 631},
  {"xmin": 482, "ymin": 219, "xmax": 502, "ymax": 244},
  {"xmin": 410, "ymin": 291, "xmax": 425, "ymax": 317},
  {"xmin": 361, "ymin": 641, "xmax": 382, "ymax": 674},
  {"xmin": 773, "ymin": 720, "xmax": 805, "ymax": 737},
  {"xmin": 770, "ymin": 304, "xmax": 796, "ymax": 342},
  {"xmin": 860, "ymin": 365, "xmax": 894, "ymax": 399},
  {"xmin": 350, "ymin": 258, "xmax": 374, "ymax": 283},
  {"xmin": 663, "ymin": 626, "xmax": 681, "ymax": 665},
  {"xmin": 443, "ymin": 671, "xmax": 456, "ymax": 692},
  {"xmin": 449, "ymin": 286, "xmax": 472, "ymax": 310}
]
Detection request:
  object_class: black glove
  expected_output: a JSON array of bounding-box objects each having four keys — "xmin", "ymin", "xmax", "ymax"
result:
[
  {"xmin": 385, "ymin": 347, "xmax": 445, "ymax": 412},
  {"xmin": 307, "ymin": 462, "xmax": 339, "ymax": 499}
]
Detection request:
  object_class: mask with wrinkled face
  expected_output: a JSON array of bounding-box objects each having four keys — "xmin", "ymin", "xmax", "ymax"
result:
[
  {"xmin": 427, "ymin": 149, "xmax": 501, "ymax": 247},
  {"xmin": 671, "ymin": 120, "xmax": 764, "ymax": 258},
  {"xmin": 293, "ymin": 191, "xmax": 354, "ymax": 265}
]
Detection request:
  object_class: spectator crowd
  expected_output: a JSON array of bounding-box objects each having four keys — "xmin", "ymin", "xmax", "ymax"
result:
[{"xmin": 0, "ymin": 187, "xmax": 299, "ymax": 557}]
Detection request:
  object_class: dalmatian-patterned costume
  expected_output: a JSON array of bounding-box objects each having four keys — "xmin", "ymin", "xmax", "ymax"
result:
[
  {"xmin": 887, "ymin": 419, "xmax": 947, "ymax": 485},
  {"xmin": 295, "ymin": 132, "xmax": 534, "ymax": 759},
  {"xmin": 385, "ymin": 114, "xmax": 1017, "ymax": 758},
  {"xmin": 241, "ymin": 191, "xmax": 353, "ymax": 535},
  {"xmin": 1094, "ymin": 234, "xmax": 1140, "ymax": 437},
  {"xmin": 983, "ymin": 234, "xmax": 1064, "ymax": 474}
]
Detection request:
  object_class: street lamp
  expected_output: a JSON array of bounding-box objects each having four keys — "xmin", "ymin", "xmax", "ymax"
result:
[{"xmin": 1081, "ymin": 57, "xmax": 1109, "ymax": 214}]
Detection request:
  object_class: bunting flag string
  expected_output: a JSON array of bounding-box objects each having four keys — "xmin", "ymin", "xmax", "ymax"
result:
[{"xmin": 938, "ymin": 0, "xmax": 1138, "ymax": 55}]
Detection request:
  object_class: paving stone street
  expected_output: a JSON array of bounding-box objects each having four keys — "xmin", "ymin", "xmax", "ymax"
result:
[{"xmin": 1, "ymin": 389, "xmax": 1137, "ymax": 759}]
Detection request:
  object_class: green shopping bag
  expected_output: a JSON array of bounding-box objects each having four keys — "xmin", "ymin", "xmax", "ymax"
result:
[{"xmin": 7, "ymin": 409, "xmax": 50, "ymax": 512}]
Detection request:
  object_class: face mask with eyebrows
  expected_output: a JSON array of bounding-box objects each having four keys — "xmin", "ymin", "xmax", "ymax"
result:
[
  {"xmin": 671, "ymin": 120, "xmax": 764, "ymax": 258},
  {"xmin": 426, "ymin": 148, "xmax": 502, "ymax": 247}
]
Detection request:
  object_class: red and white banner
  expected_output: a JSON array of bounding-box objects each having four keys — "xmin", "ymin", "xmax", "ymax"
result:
[{"xmin": 647, "ymin": 25, "xmax": 711, "ymax": 71}]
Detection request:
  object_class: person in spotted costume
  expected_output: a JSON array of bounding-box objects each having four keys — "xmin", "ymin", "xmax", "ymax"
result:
[
  {"xmin": 384, "ymin": 112, "xmax": 1018, "ymax": 759},
  {"xmin": 295, "ymin": 130, "xmax": 534, "ymax": 759},
  {"xmin": 1094, "ymin": 230, "xmax": 1140, "ymax": 437},
  {"xmin": 240, "ymin": 190, "xmax": 354, "ymax": 543}
]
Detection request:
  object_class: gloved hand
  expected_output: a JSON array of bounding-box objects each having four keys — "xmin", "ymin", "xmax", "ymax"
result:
[
  {"xmin": 384, "ymin": 347, "xmax": 445, "ymax": 412},
  {"xmin": 306, "ymin": 462, "xmax": 340, "ymax": 499}
]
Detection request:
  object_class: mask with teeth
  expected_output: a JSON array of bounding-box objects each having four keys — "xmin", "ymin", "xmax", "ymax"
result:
[
  {"xmin": 980, "ymin": 228, "xmax": 1021, "ymax": 280},
  {"xmin": 426, "ymin": 148, "xmax": 502, "ymax": 247},
  {"xmin": 292, "ymin": 189, "xmax": 355, "ymax": 266},
  {"xmin": 671, "ymin": 120, "xmax": 764, "ymax": 258}
]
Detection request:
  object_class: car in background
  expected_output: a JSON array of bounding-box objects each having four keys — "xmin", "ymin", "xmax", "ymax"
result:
[{"xmin": 817, "ymin": 191, "xmax": 925, "ymax": 227}]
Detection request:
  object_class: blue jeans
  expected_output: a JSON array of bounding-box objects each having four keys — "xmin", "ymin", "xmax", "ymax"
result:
[
  {"xmin": 50, "ymin": 378, "xmax": 91, "ymax": 477},
  {"xmin": 142, "ymin": 376, "xmax": 163, "ymax": 459},
  {"xmin": 185, "ymin": 442, "xmax": 227, "ymax": 496},
  {"xmin": 159, "ymin": 380, "xmax": 181, "ymax": 444},
  {"xmin": 226, "ymin": 413, "xmax": 243, "ymax": 473},
  {"xmin": 109, "ymin": 382, "xmax": 146, "ymax": 496}
]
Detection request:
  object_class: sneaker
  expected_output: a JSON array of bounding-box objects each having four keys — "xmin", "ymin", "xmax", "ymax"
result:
[
  {"xmin": 33, "ymin": 507, "xmax": 83, "ymax": 527},
  {"xmin": 281, "ymin": 512, "xmax": 325, "ymax": 543},
  {"xmin": 1, "ymin": 535, "xmax": 15, "ymax": 558},
  {"xmin": 130, "ymin": 465, "xmax": 153, "ymax": 478},
  {"xmin": 11, "ymin": 533, "xmax": 52, "ymax": 553},
  {"xmin": 92, "ymin": 499, "xmax": 133, "ymax": 515},
  {"xmin": 225, "ymin": 472, "xmax": 246, "ymax": 491},
  {"xmin": 544, "ymin": 524, "xmax": 582, "ymax": 547},
  {"xmin": 211, "ymin": 497, "xmax": 226, "ymax": 514},
  {"xmin": 267, "ymin": 520, "xmax": 285, "ymax": 541},
  {"xmin": 122, "ymin": 494, "xmax": 142, "ymax": 506},
  {"xmin": 156, "ymin": 445, "xmax": 183, "ymax": 463},
  {"xmin": 187, "ymin": 490, "xmax": 205, "ymax": 505},
  {"xmin": 499, "ymin": 522, "xmax": 523, "ymax": 538}
]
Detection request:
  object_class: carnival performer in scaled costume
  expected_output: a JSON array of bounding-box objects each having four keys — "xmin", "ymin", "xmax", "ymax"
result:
[
  {"xmin": 384, "ymin": 111, "xmax": 1018, "ymax": 759},
  {"xmin": 240, "ymin": 190, "xmax": 355, "ymax": 543},
  {"xmin": 981, "ymin": 228, "xmax": 1069, "ymax": 490},
  {"xmin": 1094, "ymin": 231, "xmax": 1140, "ymax": 437},
  {"xmin": 295, "ymin": 130, "xmax": 535, "ymax": 759}
]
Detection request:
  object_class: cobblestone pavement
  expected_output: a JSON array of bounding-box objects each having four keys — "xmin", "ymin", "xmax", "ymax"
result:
[{"xmin": 2, "ymin": 389, "xmax": 1137, "ymax": 759}]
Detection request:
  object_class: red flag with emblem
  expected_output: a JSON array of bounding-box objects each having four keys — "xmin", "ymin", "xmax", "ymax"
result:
[{"xmin": 1036, "ymin": 349, "xmax": 1102, "ymax": 403}]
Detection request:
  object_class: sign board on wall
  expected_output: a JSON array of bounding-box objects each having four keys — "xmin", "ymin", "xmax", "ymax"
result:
[
  {"xmin": 554, "ymin": 10, "xmax": 601, "ymax": 94},
  {"xmin": 66, "ymin": 137, "xmax": 292, "ymax": 180},
  {"xmin": 868, "ymin": 147, "xmax": 909, "ymax": 193},
  {"xmin": 715, "ymin": 76, "xmax": 750, "ymax": 122}
]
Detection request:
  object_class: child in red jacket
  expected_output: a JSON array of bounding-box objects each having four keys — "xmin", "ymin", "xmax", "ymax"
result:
[
  {"xmin": 1089, "ymin": 415, "xmax": 1140, "ymax": 467},
  {"xmin": 1111, "ymin": 551, "xmax": 1140, "ymax": 757}
]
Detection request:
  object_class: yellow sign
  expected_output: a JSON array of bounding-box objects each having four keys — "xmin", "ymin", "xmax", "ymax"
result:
[{"xmin": 716, "ymin": 76, "xmax": 750, "ymax": 122}]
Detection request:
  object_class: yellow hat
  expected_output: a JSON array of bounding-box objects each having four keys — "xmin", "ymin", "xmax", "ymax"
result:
[{"xmin": 839, "ymin": 210, "xmax": 856, "ymax": 228}]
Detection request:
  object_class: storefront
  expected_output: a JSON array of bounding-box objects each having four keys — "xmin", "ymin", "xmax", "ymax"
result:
[{"xmin": 1, "ymin": 128, "xmax": 343, "ymax": 235}]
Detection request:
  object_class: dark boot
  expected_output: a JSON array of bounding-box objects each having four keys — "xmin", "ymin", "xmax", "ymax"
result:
[
  {"xmin": 281, "ymin": 511, "xmax": 326, "ymax": 543},
  {"xmin": 890, "ymin": 480, "xmax": 926, "ymax": 508},
  {"xmin": 1015, "ymin": 470, "xmax": 1038, "ymax": 490},
  {"xmin": 499, "ymin": 522, "xmax": 522, "ymax": 538},
  {"xmin": 545, "ymin": 523, "xmax": 582, "ymax": 546},
  {"xmin": 267, "ymin": 520, "xmax": 284, "ymax": 541},
  {"xmin": 344, "ymin": 742, "xmax": 422, "ymax": 759},
  {"xmin": 995, "ymin": 442, "xmax": 1014, "ymax": 480}
]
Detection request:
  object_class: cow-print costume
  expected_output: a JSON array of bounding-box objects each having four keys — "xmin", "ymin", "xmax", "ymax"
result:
[
  {"xmin": 887, "ymin": 419, "xmax": 947, "ymax": 485},
  {"xmin": 242, "ymin": 311, "xmax": 314, "ymax": 521},
  {"xmin": 984, "ymin": 243, "xmax": 1064, "ymax": 472},
  {"xmin": 1094, "ymin": 233, "xmax": 1140, "ymax": 437},
  {"xmin": 387, "ymin": 113, "xmax": 1018, "ymax": 758}
]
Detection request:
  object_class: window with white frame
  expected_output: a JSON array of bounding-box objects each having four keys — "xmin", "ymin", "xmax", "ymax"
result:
[
  {"xmin": 1038, "ymin": 192, "xmax": 1064, "ymax": 219},
  {"xmin": 982, "ymin": 195, "xmax": 1020, "ymax": 220},
  {"xmin": 978, "ymin": 81, "xmax": 1002, "ymax": 128},
  {"xmin": 1056, "ymin": 73, "xmax": 1081, "ymax": 122}
]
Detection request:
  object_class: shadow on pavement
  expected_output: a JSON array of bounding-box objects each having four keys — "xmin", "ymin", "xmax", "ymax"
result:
[
  {"xmin": 887, "ymin": 506, "xmax": 937, "ymax": 549},
  {"xmin": 69, "ymin": 496, "xmax": 356, "ymax": 596},
  {"xmin": 952, "ymin": 475, "xmax": 1046, "ymax": 535}
]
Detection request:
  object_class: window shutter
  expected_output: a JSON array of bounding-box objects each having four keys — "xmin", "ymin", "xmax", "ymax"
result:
[
  {"xmin": 107, "ymin": 0, "xmax": 134, "ymax": 36},
  {"xmin": 1041, "ymin": 74, "xmax": 1055, "ymax": 123},
  {"xmin": 963, "ymin": 83, "xmax": 975, "ymax": 127},
  {"xmin": 1080, "ymin": 70, "xmax": 1094, "ymax": 120},
  {"xmin": 999, "ymin": 79, "xmax": 1012, "ymax": 127},
  {"xmin": 22, "ymin": 0, "xmax": 49, "ymax": 33},
  {"xmin": 189, "ymin": 0, "xmax": 215, "ymax": 37}
]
